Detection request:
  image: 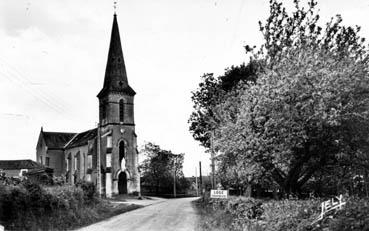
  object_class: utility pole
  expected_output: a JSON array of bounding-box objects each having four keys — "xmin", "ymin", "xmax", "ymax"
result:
[
  {"xmin": 210, "ymin": 130, "xmax": 215, "ymax": 189},
  {"xmin": 199, "ymin": 161, "xmax": 203, "ymax": 195},
  {"xmin": 195, "ymin": 167, "xmax": 199, "ymax": 197},
  {"xmin": 97, "ymin": 123, "xmax": 102, "ymax": 197},
  {"xmin": 173, "ymin": 155, "xmax": 177, "ymax": 198}
]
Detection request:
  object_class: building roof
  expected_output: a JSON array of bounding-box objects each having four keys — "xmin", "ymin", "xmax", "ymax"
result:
[
  {"xmin": 97, "ymin": 14, "xmax": 136, "ymax": 98},
  {"xmin": 43, "ymin": 131, "xmax": 77, "ymax": 149},
  {"xmin": 0, "ymin": 159, "xmax": 42, "ymax": 170},
  {"xmin": 65, "ymin": 128, "xmax": 97, "ymax": 149}
]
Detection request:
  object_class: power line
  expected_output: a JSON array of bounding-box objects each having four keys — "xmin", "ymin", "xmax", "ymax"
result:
[
  {"xmin": 0, "ymin": 57, "xmax": 69, "ymax": 111},
  {"xmin": 0, "ymin": 60, "xmax": 75, "ymax": 119}
]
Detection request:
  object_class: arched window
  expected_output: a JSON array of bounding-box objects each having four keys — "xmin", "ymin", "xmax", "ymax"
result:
[
  {"xmin": 119, "ymin": 100, "xmax": 124, "ymax": 122},
  {"xmin": 119, "ymin": 141, "xmax": 125, "ymax": 162},
  {"xmin": 67, "ymin": 153, "xmax": 72, "ymax": 171}
]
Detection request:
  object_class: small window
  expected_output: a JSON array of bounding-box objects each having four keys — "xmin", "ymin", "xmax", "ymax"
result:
[
  {"xmin": 20, "ymin": 169, "xmax": 28, "ymax": 176},
  {"xmin": 119, "ymin": 100, "xmax": 124, "ymax": 122},
  {"xmin": 45, "ymin": 157, "xmax": 50, "ymax": 167},
  {"xmin": 119, "ymin": 141, "xmax": 125, "ymax": 162},
  {"xmin": 40, "ymin": 156, "xmax": 43, "ymax": 165},
  {"xmin": 74, "ymin": 155, "xmax": 78, "ymax": 171},
  {"xmin": 107, "ymin": 136, "xmax": 112, "ymax": 148},
  {"xmin": 106, "ymin": 153, "xmax": 111, "ymax": 168},
  {"xmin": 87, "ymin": 155, "xmax": 92, "ymax": 169}
]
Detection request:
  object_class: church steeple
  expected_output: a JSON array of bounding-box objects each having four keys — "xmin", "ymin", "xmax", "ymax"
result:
[{"xmin": 98, "ymin": 14, "xmax": 135, "ymax": 98}]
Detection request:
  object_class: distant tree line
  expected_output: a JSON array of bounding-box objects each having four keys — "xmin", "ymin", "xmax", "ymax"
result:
[
  {"xmin": 189, "ymin": 0, "xmax": 369, "ymax": 198},
  {"xmin": 139, "ymin": 142, "xmax": 190, "ymax": 196}
]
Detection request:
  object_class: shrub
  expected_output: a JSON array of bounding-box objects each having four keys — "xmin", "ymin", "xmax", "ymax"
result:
[
  {"xmin": 261, "ymin": 199, "xmax": 320, "ymax": 231},
  {"xmin": 195, "ymin": 195, "xmax": 369, "ymax": 231},
  {"xmin": 195, "ymin": 194, "xmax": 265, "ymax": 230},
  {"xmin": 0, "ymin": 176, "xmax": 140, "ymax": 230},
  {"xmin": 195, "ymin": 195, "xmax": 325, "ymax": 231},
  {"xmin": 0, "ymin": 179, "xmax": 93, "ymax": 230},
  {"xmin": 75, "ymin": 180, "xmax": 96, "ymax": 203}
]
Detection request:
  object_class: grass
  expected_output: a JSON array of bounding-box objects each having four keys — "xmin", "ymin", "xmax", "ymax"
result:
[
  {"xmin": 44, "ymin": 200, "xmax": 143, "ymax": 230},
  {"xmin": 76, "ymin": 200, "xmax": 143, "ymax": 228}
]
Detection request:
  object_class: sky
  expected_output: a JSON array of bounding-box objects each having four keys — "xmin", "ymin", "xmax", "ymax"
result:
[{"xmin": 0, "ymin": 0, "xmax": 368, "ymax": 177}]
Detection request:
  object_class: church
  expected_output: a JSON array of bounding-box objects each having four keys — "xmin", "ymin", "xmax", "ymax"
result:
[{"xmin": 35, "ymin": 14, "xmax": 140, "ymax": 197}]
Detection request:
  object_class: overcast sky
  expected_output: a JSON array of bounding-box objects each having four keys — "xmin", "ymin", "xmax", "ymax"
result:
[{"xmin": 0, "ymin": 0, "xmax": 368, "ymax": 176}]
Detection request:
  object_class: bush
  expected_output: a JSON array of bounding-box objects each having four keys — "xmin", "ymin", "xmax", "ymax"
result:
[
  {"xmin": 195, "ymin": 194, "xmax": 265, "ymax": 230},
  {"xmin": 195, "ymin": 195, "xmax": 369, "ymax": 231},
  {"xmin": 75, "ymin": 180, "xmax": 96, "ymax": 203},
  {"xmin": 0, "ymin": 176, "xmax": 141, "ymax": 230},
  {"xmin": 261, "ymin": 199, "xmax": 320, "ymax": 231},
  {"xmin": 0, "ymin": 179, "xmax": 96, "ymax": 230}
]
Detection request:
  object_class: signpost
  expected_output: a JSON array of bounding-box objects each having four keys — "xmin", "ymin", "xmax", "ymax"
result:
[{"xmin": 210, "ymin": 189, "xmax": 228, "ymax": 199}]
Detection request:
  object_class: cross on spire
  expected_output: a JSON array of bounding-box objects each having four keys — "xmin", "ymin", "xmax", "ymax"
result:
[{"xmin": 114, "ymin": 1, "xmax": 117, "ymax": 15}]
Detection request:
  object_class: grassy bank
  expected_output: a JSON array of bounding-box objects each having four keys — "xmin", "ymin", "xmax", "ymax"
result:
[
  {"xmin": 0, "ymin": 180, "xmax": 142, "ymax": 230},
  {"xmin": 194, "ymin": 194, "xmax": 369, "ymax": 231}
]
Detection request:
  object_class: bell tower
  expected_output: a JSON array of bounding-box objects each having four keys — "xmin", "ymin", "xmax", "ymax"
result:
[{"xmin": 97, "ymin": 14, "xmax": 140, "ymax": 197}]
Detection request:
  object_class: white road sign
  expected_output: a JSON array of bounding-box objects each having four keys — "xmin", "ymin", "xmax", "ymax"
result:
[{"xmin": 210, "ymin": 190, "xmax": 228, "ymax": 199}]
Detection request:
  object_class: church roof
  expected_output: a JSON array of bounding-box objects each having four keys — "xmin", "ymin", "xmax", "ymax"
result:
[
  {"xmin": 0, "ymin": 159, "xmax": 42, "ymax": 170},
  {"xmin": 65, "ymin": 128, "xmax": 97, "ymax": 149},
  {"xmin": 97, "ymin": 14, "xmax": 136, "ymax": 98},
  {"xmin": 42, "ymin": 131, "xmax": 77, "ymax": 149}
]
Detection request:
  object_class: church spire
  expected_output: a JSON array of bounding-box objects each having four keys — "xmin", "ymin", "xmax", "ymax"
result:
[{"xmin": 98, "ymin": 14, "xmax": 135, "ymax": 98}]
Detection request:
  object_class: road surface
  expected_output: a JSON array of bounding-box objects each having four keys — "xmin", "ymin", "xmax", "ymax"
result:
[{"xmin": 78, "ymin": 197, "xmax": 199, "ymax": 231}]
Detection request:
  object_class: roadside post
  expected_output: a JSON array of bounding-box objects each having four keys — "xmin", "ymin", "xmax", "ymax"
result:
[
  {"xmin": 173, "ymin": 155, "xmax": 177, "ymax": 198},
  {"xmin": 199, "ymin": 161, "xmax": 203, "ymax": 196}
]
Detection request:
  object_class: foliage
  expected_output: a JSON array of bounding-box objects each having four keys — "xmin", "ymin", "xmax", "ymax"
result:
[
  {"xmin": 75, "ymin": 180, "xmax": 96, "ymax": 203},
  {"xmin": 189, "ymin": 62, "xmax": 259, "ymax": 148},
  {"xmin": 189, "ymin": 0, "xmax": 369, "ymax": 196},
  {"xmin": 194, "ymin": 194, "xmax": 264, "ymax": 231},
  {"xmin": 0, "ymin": 176, "xmax": 140, "ymax": 230},
  {"xmin": 195, "ymin": 195, "xmax": 369, "ymax": 231},
  {"xmin": 318, "ymin": 197, "xmax": 369, "ymax": 231},
  {"xmin": 261, "ymin": 199, "xmax": 319, "ymax": 231},
  {"xmin": 139, "ymin": 142, "xmax": 189, "ymax": 195},
  {"xmin": 216, "ymin": 43, "xmax": 369, "ymax": 195},
  {"xmin": 256, "ymin": 0, "xmax": 367, "ymax": 66}
]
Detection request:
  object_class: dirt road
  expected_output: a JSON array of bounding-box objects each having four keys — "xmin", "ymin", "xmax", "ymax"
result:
[{"xmin": 78, "ymin": 197, "xmax": 199, "ymax": 231}]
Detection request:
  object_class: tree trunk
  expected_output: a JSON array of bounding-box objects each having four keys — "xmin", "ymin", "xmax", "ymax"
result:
[
  {"xmin": 156, "ymin": 180, "xmax": 159, "ymax": 195},
  {"xmin": 365, "ymin": 169, "xmax": 368, "ymax": 198},
  {"xmin": 244, "ymin": 184, "xmax": 252, "ymax": 197},
  {"xmin": 272, "ymin": 188, "xmax": 279, "ymax": 200}
]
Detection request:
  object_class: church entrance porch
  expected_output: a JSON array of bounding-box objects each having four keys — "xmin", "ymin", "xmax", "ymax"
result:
[{"xmin": 118, "ymin": 172, "xmax": 127, "ymax": 194}]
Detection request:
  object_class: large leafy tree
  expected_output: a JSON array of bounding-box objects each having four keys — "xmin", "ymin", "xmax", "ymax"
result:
[
  {"xmin": 189, "ymin": 62, "xmax": 259, "ymax": 148},
  {"xmin": 216, "ymin": 45, "xmax": 369, "ymax": 195},
  {"xmin": 139, "ymin": 143, "xmax": 187, "ymax": 194},
  {"xmin": 190, "ymin": 0, "xmax": 369, "ymax": 196}
]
